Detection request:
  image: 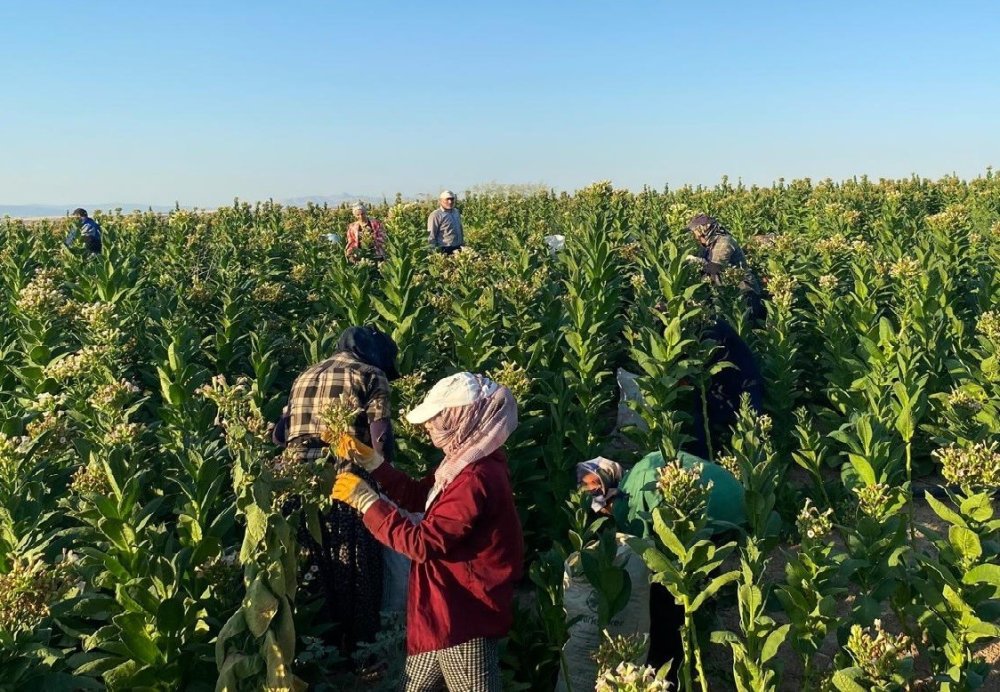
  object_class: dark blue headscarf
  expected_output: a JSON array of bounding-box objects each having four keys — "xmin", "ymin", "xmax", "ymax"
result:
[{"xmin": 337, "ymin": 326, "xmax": 400, "ymax": 380}]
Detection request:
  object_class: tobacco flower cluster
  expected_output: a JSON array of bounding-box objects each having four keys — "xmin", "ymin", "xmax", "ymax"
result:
[
  {"xmin": 427, "ymin": 291, "xmax": 452, "ymax": 311},
  {"xmin": 196, "ymin": 550, "xmax": 241, "ymax": 592},
  {"xmin": 0, "ymin": 433, "xmax": 24, "ymax": 482},
  {"xmin": 617, "ymin": 241, "xmax": 643, "ymax": 264},
  {"xmin": 817, "ymin": 274, "xmax": 839, "ymax": 293},
  {"xmin": 187, "ymin": 275, "xmax": 212, "ymax": 303},
  {"xmin": 45, "ymin": 345, "xmax": 107, "ymax": 381},
  {"xmin": 716, "ymin": 454, "xmax": 740, "ymax": 477},
  {"xmin": 92, "ymin": 379, "xmax": 142, "ymax": 411},
  {"xmin": 593, "ymin": 632, "xmax": 649, "ymax": 677},
  {"xmin": 104, "ymin": 422, "xmax": 144, "ymax": 449},
  {"xmin": 289, "ymin": 263, "xmax": 309, "ymax": 284},
  {"xmin": 197, "ymin": 375, "xmax": 269, "ymax": 455},
  {"xmin": 80, "ymin": 301, "xmax": 115, "ymax": 332},
  {"xmin": 720, "ymin": 266, "xmax": 748, "ymax": 288},
  {"xmin": 15, "ymin": 268, "xmax": 72, "ymax": 319},
  {"xmin": 488, "ymin": 361, "xmax": 532, "ymax": 402},
  {"xmin": 268, "ymin": 448, "xmax": 331, "ymax": 506},
  {"xmin": 657, "ymin": 461, "xmax": 712, "ymax": 520},
  {"xmin": 394, "ymin": 371, "xmax": 429, "ymax": 439},
  {"xmin": 945, "ymin": 387, "xmax": 986, "ymax": 414},
  {"xmin": 427, "ymin": 246, "xmax": 486, "ymax": 286},
  {"xmin": 496, "ymin": 268, "xmax": 549, "ymax": 309},
  {"xmin": 253, "ymin": 281, "xmax": 283, "ymax": 304},
  {"xmin": 0, "ymin": 555, "xmax": 75, "ymax": 635},
  {"xmin": 26, "ymin": 410, "xmax": 71, "ymax": 449},
  {"xmin": 394, "ymin": 371, "xmax": 427, "ymax": 405},
  {"xmin": 853, "ymin": 483, "xmax": 898, "ymax": 522},
  {"xmin": 933, "ymin": 442, "xmax": 1000, "ymax": 489},
  {"xmin": 925, "ymin": 204, "xmax": 971, "ymax": 235},
  {"xmin": 796, "ymin": 498, "xmax": 834, "ymax": 541},
  {"xmin": 814, "ymin": 234, "xmax": 851, "ymax": 255},
  {"xmin": 595, "ymin": 662, "xmax": 671, "ymax": 692},
  {"xmin": 70, "ymin": 461, "xmax": 112, "ymax": 496},
  {"xmin": 976, "ymin": 310, "xmax": 1000, "ymax": 344},
  {"xmin": 767, "ymin": 272, "xmax": 797, "ymax": 311},
  {"xmin": 888, "ymin": 257, "xmax": 921, "ymax": 281},
  {"xmin": 845, "ymin": 619, "xmax": 914, "ymax": 683},
  {"xmin": 317, "ymin": 393, "xmax": 363, "ymax": 445}
]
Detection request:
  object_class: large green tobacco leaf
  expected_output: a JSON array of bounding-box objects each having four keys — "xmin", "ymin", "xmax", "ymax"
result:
[
  {"xmin": 242, "ymin": 575, "xmax": 279, "ymax": 638},
  {"xmin": 239, "ymin": 504, "xmax": 268, "ymax": 563},
  {"xmin": 948, "ymin": 525, "xmax": 982, "ymax": 563},
  {"xmin": 112, "ymin": 612, "xmax": 160, "ymax": 666}
]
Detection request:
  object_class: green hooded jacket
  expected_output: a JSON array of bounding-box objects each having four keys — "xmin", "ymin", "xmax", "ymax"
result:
[{"xmin": 612, "ymin": 451, "xmax": 746, "ymax": 538}]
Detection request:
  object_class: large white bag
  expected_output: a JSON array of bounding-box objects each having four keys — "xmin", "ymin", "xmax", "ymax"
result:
[
  {"xmin": 616, "ymin": 368, "xmax": 648, "ymax": 432},
  {"xmin": 544, "ymin": 234, "xmax": 566, "ymax": 256},
  {"xmin": 555, "ymin": 534, "xmax": 651, "ymax": 692}
]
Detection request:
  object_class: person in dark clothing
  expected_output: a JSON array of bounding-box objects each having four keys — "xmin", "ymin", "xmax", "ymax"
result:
[
  {"xmin": 684, "ymin": 214, "xmax": 763, "ymax": 322},
  {"xmin": 65, "ymin": 208, "xmax": 103, "ymax": 254},
  {"xmin": 688, "ymin": 318, "xmax": 765, "ymax": 460},
  {"xmin": 273, "ymin": 325, "xmax": 400, "ymax": 654}
]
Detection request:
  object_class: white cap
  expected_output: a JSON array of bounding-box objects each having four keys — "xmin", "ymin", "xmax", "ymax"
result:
[
  {"xmin": 405, "ymin": 372, "xmax": 498, "ymax": 424},
  {"xmin": 439, "ymin": 189, "xmax": 456, "ymax": 200}
]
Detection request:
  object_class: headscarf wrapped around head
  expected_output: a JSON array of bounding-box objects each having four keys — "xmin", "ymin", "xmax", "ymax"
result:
[
  {"xmin": 685, "ymin": 213, "xmax": 729, "ymax": 240},
  {"xmin": 419, "ymin": 374, "xmax": 518, "ymax": 508},
  {"xmin": 576, "ymin": 457, "xmax": 624, "ymax": 512},
  {"xmin": 337, "ymin": 326, "xmax": 400, "ymax": 380}
]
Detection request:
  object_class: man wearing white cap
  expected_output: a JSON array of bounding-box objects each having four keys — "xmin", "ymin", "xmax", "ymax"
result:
[
  {"xmin": 331, "ymin": 372, "xmax": 522, "ymax": 691},
  {"xmin": 427, "ymin": 189, "xmax": 464, "ymax": 254}
]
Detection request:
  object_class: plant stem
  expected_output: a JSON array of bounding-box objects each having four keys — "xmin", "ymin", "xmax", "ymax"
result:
[
  {"xmin": 906, "ymin": 441, "xmax": 915, "ymax": 543},
  {"xmin": 700, "ymin": 381, "xmax": 713, "ymax": 461},
  {"xmin": 692, "ymin": 619, "xmax": 710, "ymax": 692},
  {"xmin": 681, "ymin": 601, "xmax": 695, "ymax": 692}
]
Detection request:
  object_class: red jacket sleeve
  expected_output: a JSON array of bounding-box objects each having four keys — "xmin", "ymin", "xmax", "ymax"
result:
[
  {"xmin": 371, "ymin": 463, "xmax": 435, "ymax": 513},
  {"xmin": 363, "ymin": 471, "xmax": 486, "ymax": 564}
]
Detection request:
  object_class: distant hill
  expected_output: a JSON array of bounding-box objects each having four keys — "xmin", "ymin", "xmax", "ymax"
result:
[
  {"xmin": 0, "ymin": 203, "xmax": 183, "ymax": 219},
  {"xmin": 0, "ymin": 194, "xmax": 395, "ymax": 220},
  {"xmin": 280, "ymin": 193, "xmax": 387, "ymax": 207}
]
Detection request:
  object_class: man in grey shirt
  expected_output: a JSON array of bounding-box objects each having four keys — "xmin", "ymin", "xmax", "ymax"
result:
[{"xmin": 427, "ymin": 189, "xmax": 464, "ymax": 254}]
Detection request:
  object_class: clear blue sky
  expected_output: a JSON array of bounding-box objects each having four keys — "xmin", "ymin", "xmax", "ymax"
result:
[{"xmin": 2, "ymin": 1, "xmax": 998, "ymax": 206}]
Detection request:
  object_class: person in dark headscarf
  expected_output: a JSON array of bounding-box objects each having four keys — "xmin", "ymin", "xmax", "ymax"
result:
[
  {"xmin": 684, "ymin": 214, "xmax": 764, "ymax": 321},
  {"xmin": 273, "ymin": 325, "xmax": 400, "ymax": 654}
]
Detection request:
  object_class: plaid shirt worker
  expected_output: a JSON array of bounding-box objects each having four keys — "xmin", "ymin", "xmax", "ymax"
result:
[{"xmin": 286, "ymin": 351, "xmax": 392, "ymax": 452}]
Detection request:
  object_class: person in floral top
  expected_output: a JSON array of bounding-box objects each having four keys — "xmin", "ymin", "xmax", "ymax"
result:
[{"xmin": 345, "ymin": 202, "xmax": 387, "ymax": 261}]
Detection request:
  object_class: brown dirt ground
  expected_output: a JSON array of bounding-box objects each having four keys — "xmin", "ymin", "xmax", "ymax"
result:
[{"xmin": 702, "ymin": 489, "xmax": 1000, "ymax": 691}]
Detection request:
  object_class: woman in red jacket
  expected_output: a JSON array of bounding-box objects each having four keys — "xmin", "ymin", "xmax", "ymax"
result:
[{"xmin": 332, "ymin": 372, "xmax": 523, "ymax": 692}]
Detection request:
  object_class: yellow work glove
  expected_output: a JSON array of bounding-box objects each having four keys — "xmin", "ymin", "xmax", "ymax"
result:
[
  {"xmin": 331, "ymin": 472, "xmax": 379, "ymax": 514},
  {"xmin": 334, "ymin": 433, "xmax": 384, "ymax": 472}
]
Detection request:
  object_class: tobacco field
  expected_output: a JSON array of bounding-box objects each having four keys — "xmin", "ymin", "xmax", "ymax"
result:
[{"xmin": 1, "ymin": 174, "xmax": 999, "ymax": 691}]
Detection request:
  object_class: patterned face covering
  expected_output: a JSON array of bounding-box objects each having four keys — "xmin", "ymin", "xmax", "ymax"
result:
[
  {"xmin": 423, "ymin": 378, "xmax": 518, "ymax": 509},
  {"xmin": 575, "ymin": 457, "xmax": 624, "ymax": 512}
]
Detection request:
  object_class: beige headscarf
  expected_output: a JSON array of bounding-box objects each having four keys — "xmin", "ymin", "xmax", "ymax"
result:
[{"xmin": 424, "ymin": 380, "xmax": 518, "ymax": 509}]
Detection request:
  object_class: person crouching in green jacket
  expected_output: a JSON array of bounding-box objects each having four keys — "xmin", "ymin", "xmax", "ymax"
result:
[{"xmin": 576, "ymin": 451, "xmax": 746, "ymax": 675}]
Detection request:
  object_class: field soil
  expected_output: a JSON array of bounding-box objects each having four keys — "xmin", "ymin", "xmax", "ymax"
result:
[{"xmin": 702, "ymin": 490, "xmax": 1000, "ymax": 691}]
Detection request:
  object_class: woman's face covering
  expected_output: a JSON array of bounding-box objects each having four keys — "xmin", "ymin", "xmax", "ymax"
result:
[{"xmin": 426, "ymin": 419, "xmax": 448, "ymax": 449}]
